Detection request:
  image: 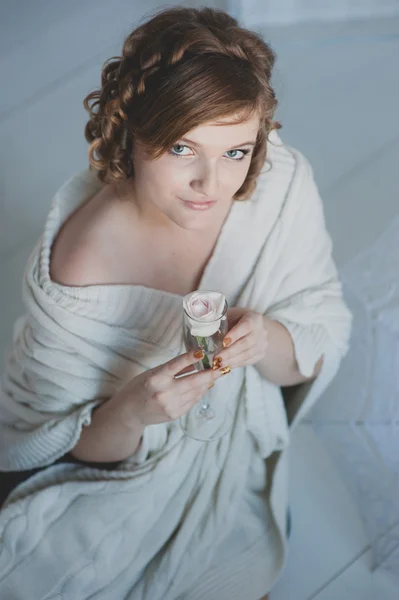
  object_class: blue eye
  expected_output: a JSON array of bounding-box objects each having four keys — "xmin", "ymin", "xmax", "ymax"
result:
[
  {"xmin": 225, "ymin": 149, "xmax": 251, "ymax": 160},
  {"xmin": 170, "ymin": 144, "xmax": 188, "ymax": 157},
  {"xmin": 169, "ymin": 145, "xmax": 251, "ymax": 161}
]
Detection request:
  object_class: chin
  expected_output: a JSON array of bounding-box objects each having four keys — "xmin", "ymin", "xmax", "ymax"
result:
[
  {"xmin": 180, "ymin": 220, "xmax": 205, "ymax": 230},
  {"xmin": 176, "ymin": 217, "xmax": 208, "ymax": 231}
]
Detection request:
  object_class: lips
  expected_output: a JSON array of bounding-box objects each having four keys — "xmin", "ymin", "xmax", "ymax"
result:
[
  {"xmin": 181, "ymin": 198, "xmax": 216, "ymax": 211},
  {"xmin": 182, "ymin": 198, "xmax": 214, "ymax": 205}
]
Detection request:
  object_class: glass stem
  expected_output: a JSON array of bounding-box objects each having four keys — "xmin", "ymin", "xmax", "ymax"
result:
[
  {"xmin": 200, "ymin": 397, "xmax": 210, "ymax": 412},
  {"xmin": 196, "ymin": 335, "xmax": 213, "ymax": 414}
]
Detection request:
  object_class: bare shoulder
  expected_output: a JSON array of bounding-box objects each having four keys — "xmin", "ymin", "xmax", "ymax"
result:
[{"xmin": 49, "ymin": 185, "xmax": 133, "ymax": 287}]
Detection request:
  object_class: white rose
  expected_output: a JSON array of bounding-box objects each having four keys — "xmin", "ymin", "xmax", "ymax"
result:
[{"xmin": 183, "ymin": 291, "xmax": 227, "ymax": 337}]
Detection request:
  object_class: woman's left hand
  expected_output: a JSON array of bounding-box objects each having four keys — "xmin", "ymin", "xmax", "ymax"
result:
[{"xmin": 213, "ymin": 307, "xmax": 269, "ymax": 371}]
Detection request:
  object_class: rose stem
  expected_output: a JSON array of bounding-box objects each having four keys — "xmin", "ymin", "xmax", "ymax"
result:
[{"xmin": 196, "ymin": 335, "xmax": 211, "ymax": 412}]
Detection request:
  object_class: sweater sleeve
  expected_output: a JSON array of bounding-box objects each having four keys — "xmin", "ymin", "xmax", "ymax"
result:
[
  {"xmin": 0, "ymin": 313, "xmax": 107, "ymax": 471},
  {"xmin": 264, "ymin": 152, "xmax": 352, "ymax": 380}
]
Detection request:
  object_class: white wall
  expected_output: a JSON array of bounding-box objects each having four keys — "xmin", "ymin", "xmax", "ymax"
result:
[{"xmin": 228, "ymin": 0, "xmax": 399, "ymax": 26}]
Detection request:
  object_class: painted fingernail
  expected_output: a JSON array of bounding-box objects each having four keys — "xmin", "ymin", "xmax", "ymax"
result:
[
  {"xmin": 212, "ymin": 357, "xmax": 223, "ymax": 369},
  {"xmin": 223, "ymin": 337, "xmax": 232, "ymax": 348},
  {"xmin": 219, "ymin": 366, "xmax": 231, "ymax": 375},
  {"xmin": 194, "ymin": 349, "xmax": 204, "ymax": 360}
]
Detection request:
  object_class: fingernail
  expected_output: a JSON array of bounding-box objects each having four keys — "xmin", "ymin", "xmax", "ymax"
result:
[
  {"xmin": 208, "ymin": 383, "xmax": 214, "ymax": 389},
  {"xmin": 212, "ymin": 357, "xmax": 223, "ymax": 369},
  {"xmin": 219, "ymin": 366, "xmax": 231, "ymax": 375},
  {"xmin": 223, "ymin": 337, "xmax": 232, "ymax": 348},
  {"xmin": 194, "ymin": 349, "xmax": 204, "ymax": 360}
]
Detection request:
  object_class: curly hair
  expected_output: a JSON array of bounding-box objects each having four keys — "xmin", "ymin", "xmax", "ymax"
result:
[{"xmin": 83, "ymin": 6, "xmax": 282, "ymax": 201}]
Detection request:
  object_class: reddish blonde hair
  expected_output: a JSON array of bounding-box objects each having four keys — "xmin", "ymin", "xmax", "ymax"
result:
[{"xmin": 83, "ymin": 6, "xmax": 282, "ymax": 200}]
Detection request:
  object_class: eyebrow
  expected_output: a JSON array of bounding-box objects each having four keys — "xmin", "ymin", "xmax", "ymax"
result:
[{"xmin": 180, "ymin": 137, "xmax": 256, "ymax": 149}]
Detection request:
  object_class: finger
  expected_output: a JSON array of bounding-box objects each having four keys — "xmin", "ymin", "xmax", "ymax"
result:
[
  {"xmin": 163, "ymin": 349, "xmax": 205, "ymax": 379},
  {"xmin": 175, "ymin": 364, "xmax": 198, "ymax": 378},
  {"xmin": 179, "ymin": 379, "xmax": 212, "ymax": 402},
  {"xmin": 178, "ymin": 384, "xmax": 215, "ymax": 414},
  {"xmin": 174, "ymin": 368, "xmax": 221, "ymax": 394},
  {"xmin": 162, "ymin": 378, "xmax": 215, "ymax": 420},
  {"xmin": 178, "ymin": 396, "xmax": 203, "ymax": 417},
  {"xmin": 147, "ymin": 351, "xmax": 204, "ymax": 394},
  {"xmin": 223, "ymin": 333, "xmax": 256, "ymax": 356},
  {"xmin": 222, "ymin": 316, "xmax": 253, "ymax": 349},
  {"xmin": 225, "ymin": 307, "xmax": 246, "ymax": 330},
  {"xmin": 214, "ymin": 334, "xmax": 257, "ymax": 367},
  {"xmin": 218, "ymin": 345, "xmax": 264, "ymax": 369}
]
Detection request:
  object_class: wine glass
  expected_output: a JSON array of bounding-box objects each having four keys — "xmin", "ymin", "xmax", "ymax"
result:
[{"xmin": 179, "ymin": 298, "xmax": 234, "ymax": 441}]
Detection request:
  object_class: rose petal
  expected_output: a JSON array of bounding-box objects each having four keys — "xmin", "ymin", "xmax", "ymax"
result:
[
  {"xmin": 190, "ymin": 322, "xmax": 220, "ymax": 337},
  {"xmin": 183, "ymin": 291, "xmax": 226, "ymax": 337},
  {"xmin": 191, "ymin": 298, "xmax": 211, "ymax": 318}
]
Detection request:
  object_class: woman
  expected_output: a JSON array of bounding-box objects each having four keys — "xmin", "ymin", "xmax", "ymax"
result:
[{"xmin": 0, "ymin": 6, "xmax": 352, "ymax": 599}]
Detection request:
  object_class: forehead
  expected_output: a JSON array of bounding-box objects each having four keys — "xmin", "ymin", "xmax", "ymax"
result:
[{"xmin": 184, "ymin": 114, "xmax": 261, "ymax": 143}]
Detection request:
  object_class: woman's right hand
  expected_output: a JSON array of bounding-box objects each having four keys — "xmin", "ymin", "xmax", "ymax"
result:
[{"xmin": 118, "ymin": 350, "xmax": 225, "ymax": 427}]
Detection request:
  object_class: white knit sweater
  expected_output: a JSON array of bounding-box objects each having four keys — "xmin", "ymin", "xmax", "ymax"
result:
[{"xmin": 0, "ymin": 131, "xmax": 352, "ymax": 599}]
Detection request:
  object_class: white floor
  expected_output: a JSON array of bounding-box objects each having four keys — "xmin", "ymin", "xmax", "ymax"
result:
[{"xmin": 1, "ymin": 3, "xmax": 398, "ymax": 599}]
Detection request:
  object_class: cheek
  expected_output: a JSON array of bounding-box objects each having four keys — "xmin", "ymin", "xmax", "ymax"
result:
[
  {"xmin": 153, "ymin": 163, "xmax": 181, "ymax": 189},
  {"xmin": 149, "ymin": 170, "xmax": 183, "ymax": 213},
  {"xmin": 222, "ymin": 160, "xmax": 250, "ymax": 180},
  {"xmin": 227, "ymin": 166, "xmax": 249, "ymax": 191},
  {"xmin": 144, "ymin": 165, "xmax": 176, "ymax": 198}
]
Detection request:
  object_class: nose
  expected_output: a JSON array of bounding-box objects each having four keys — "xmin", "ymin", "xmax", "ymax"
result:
[{"xmin": 190, "ymin": 161, "xmax": 219, "ymax": 200}]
